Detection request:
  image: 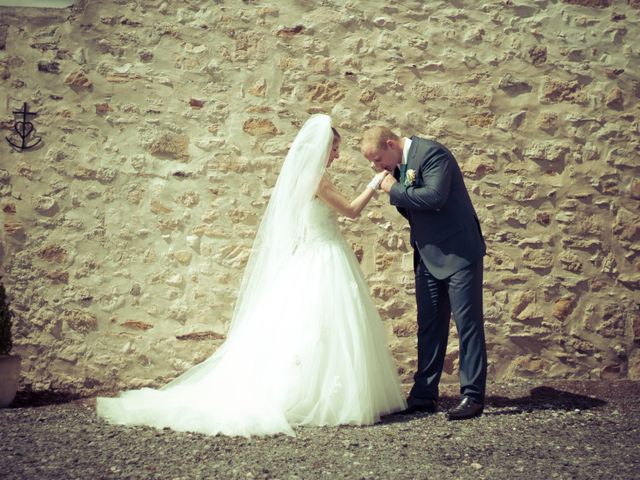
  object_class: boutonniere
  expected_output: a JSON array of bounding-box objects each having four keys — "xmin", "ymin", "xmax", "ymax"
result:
[{"xmin": 404, "ymin": 169, "xmax": 416, "ymax": 187}]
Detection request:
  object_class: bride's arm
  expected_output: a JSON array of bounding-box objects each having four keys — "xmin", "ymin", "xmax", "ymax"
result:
[{"xmin": 316, "ymin": 173, "xmax": 387, "ymax": 219}]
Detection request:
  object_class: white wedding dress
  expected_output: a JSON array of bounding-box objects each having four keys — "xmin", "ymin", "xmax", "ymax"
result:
[{"xmin": 96, "ymin": 115, "xmax": 406, "ymax": 436}]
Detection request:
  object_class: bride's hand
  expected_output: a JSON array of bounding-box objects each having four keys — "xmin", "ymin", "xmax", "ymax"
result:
[{"xmin": 367, "ymin": 170, "xmax": 389, "ymax": 190}]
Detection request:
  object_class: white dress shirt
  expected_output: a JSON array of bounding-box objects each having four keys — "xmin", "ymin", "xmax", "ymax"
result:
[{"xmin": 402, "ymin": 137, "xmax": 412, "ymax": 165}]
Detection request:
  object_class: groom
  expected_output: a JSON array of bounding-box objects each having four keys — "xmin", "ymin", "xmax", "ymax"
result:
[{"xmin": 361, "ymin": 127, "xmax": 487, "ymax": 421}]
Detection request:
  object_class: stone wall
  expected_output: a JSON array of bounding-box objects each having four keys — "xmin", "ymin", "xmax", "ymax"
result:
[{"xmin": 0, "ymin": 0, "xmax": 638, "ymax": 393}]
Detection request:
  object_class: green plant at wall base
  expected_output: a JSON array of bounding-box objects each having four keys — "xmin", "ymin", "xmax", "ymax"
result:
[{"xmin": 0, "ymin": 283, "xmax": 13, "ymax": 356}]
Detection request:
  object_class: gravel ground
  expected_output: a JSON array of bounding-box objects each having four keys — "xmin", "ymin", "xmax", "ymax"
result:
[{"xmin": 1, "ymin": 380, "xmax": 639, "ymax": 480}]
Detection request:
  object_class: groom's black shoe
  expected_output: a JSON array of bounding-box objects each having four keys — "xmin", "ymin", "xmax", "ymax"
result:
[
  {"xmin": 447, "ymin": 397, "xmax": 484, "ymax": 421},
  {"xmin": 399, "ymin": 396, "xmax": 438, "ymax": 415}
]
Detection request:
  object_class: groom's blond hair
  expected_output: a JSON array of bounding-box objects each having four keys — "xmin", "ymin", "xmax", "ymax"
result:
[{"xmin": 361, "ymin": 126, "xmax": 399, "ymax": 152}]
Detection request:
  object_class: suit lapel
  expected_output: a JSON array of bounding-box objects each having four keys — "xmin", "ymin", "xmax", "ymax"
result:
[
  {"xmin": 406, "ymin": 136, "xmax": 420, "ymax": 173},
  {"xmin": 398, "ymin": 137, "xmax": 420, "ymax": 187}
]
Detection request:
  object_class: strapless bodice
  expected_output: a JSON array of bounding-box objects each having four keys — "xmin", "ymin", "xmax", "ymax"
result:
[{"xmin": 301, "ymin": 198, "xmax": 341, "ymax": 244}]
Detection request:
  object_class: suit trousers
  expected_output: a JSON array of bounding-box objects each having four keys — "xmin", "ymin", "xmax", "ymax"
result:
[{"xmin": 409, "ymin": 249, "xmax": 487, "ymax": 403}]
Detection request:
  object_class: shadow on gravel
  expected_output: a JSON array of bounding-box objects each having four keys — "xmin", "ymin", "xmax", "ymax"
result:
[
  {"xmin": 484, "ymin": 386, "xmax": 608, "ymax": 416},
  {"xmin": 9, "ymin": 385, "xmax": 608, "ymax": 418},
  {"xmin": 381, "ymin": 385, "xmax": 608, "ymax": 423},
  {"xmin": 10, "ymin": 390, "xmax": 86, "ymax": 408}
]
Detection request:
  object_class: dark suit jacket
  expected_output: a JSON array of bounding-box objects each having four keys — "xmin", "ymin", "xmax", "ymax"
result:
[{"xmin": 390, "ymin": 136, "xmax": 486, "ymax": 279}]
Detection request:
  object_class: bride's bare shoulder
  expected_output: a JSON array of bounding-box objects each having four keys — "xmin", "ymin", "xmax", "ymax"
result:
[{"xmin": 317, "ymin": 174, "xmax": 334, "ymax": 192}]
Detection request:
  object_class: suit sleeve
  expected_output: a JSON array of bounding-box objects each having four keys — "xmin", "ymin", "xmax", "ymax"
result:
[{"xmin": 389, "ymin": 148, "xmax": 452, "ymax": 211}]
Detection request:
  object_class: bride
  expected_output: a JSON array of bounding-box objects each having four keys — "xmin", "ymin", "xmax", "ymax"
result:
[{"xmin": 97, "ymin": 114, "xmax": 407, "ymax": 436}]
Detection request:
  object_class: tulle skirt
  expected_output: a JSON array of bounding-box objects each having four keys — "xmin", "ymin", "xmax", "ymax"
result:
[{"xmin": 96, "ymin": 235, "xmax": 406, "ymax": 436}]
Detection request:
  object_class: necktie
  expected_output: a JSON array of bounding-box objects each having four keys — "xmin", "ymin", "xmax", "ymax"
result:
[{"xmin": 398, "ymin": 164, "xmax": 407, "ymax": 184}]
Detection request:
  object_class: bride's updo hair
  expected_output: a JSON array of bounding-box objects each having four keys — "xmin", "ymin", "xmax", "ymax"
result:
[{"xmin": 331, "ymin": 127, "xmax": 341, "ymax": 142}]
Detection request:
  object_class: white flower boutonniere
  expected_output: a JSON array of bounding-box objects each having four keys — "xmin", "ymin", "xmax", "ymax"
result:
[{"xmin": 404, "ymin": 169, "xmax": 416, "ymax": 187}]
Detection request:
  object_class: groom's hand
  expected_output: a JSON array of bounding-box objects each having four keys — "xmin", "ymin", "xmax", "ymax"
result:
[{"xmin": 381, "ymin": 174, "xmax": 397, "ymax": 193}]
